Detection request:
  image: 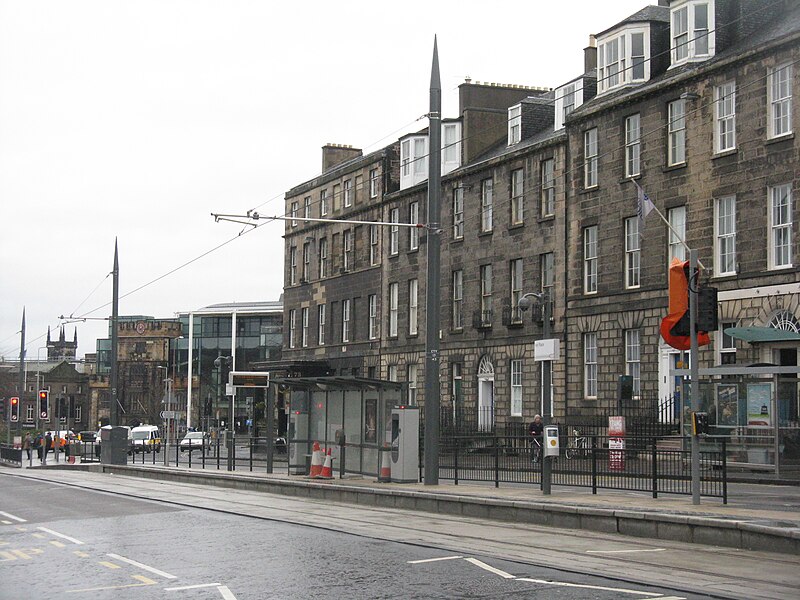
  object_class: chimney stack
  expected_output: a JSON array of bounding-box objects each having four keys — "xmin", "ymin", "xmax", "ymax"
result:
[
  {"xmin": 321, "ymin": 143, "xmax": 363, "ymax": 172},
  {"xmin": 584, "ymin": 34, "xmax": 597, "ymax": 73}
]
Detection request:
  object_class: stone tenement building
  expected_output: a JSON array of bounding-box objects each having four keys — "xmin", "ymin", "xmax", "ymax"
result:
[{"xmin": 282, "ymin": 0, "xmax": 799, "ymax": 433}]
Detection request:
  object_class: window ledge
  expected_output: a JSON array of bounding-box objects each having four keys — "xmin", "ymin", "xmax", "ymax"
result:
[
  {"xmin": 712, "ymin": 148, "xmax": 737, "ymax": 160},
  {"xmin": 710, "ymin": 272, "xmax": 738, "ymax": 282},
  {"xmin": 450, "ymin": 237, "xmax": 464, "ymax": 245},
  {"xmin": 508, "ymin": 223, "xmax": 525, "ymax": 232},
  {"xmin": 478, "ymin": 230, "xmax": 494, "ymax": 238},
  {"xmin": 766, "ymin": 132, "xmax": 794, "ymax": 146},
  {"xmin": 407, "ymin": 248, "xmax": 419, "ymax": 254},
  {"xmin": 449, "ymin": 328, "xmax": 464, "ymax": 335},
  {"xmin": 619, "ymin": 175, "xmax": 642, "ymax": 185},
  {"xmin": 579, "ymin": 186, "xmax": 599, "ymax": 195},
  {"xmin": 538, "ymin": 214, "xmax": 555, "ymax": 224},
  {"xmin": 662, "ymin": 162, "xmax": 687, "ymax": 173}
]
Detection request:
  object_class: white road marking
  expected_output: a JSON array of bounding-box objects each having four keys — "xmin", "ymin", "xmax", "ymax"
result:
[
  {"xmin": 464, "ymin": 557, "xmax": 515, "ymax": 579},
  {"xmin": 1, "ymin": 520, "xmax": 10, "ymax": 525},
  {"xmin": 517, "ymin": 578, "xmax": 663, "ymax": 596},
  {"xmin": 106, "ymin": 553, "xmax": 177, "ymax": 579},
  {"xmin": 165, "ymin": 583, "xmax": 222, "ymax": 591},
  {"xmin": 408, "ymin": 555, "xmax": 463, "ymax": 564},
  {"xmin": 0, "ymin": 511, "xmax": 27, "ymax": 522},
  {"xmin": 217, "ymin": 585, "xmax": 237, "ymax": 600},
  {"xmin": 37, "ymin": 527, "xmax": 84, "ymax": 545},
  {"xmin": 587, "ymin": 548, "xmax": 666, "ymax": 554}
]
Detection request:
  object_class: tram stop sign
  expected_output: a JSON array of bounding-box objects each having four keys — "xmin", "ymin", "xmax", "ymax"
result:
[{"xmin": 228, "ymin": 371, "xmax": 270, "ymax": 388}]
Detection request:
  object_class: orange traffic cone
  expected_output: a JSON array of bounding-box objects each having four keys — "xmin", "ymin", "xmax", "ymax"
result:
[
  {"xmin": 309, "ymin": 441, "xmax": 323, "ymax": 478},
  {"xmin": 378, "ymin": 445, "xmax": 391, "ymax": 482},
  {"xmin": 319, "ymin": 449, "xmax": 333, "ymax": 479}
]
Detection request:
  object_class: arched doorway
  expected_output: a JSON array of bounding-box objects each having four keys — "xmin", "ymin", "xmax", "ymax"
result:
[{"xmin": 477, "ymin": 355, "xmax": 495, "ymax": 432}]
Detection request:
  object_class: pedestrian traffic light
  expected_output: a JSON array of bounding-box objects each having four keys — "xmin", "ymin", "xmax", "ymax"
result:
[
  {"xmin": 660, "ymin": 258, "xmax": 711, "ymax": 350},
  {"xmin": 39, "ymin": 389, "xmax": 49, "ymax": 419},
  {"xmin": 10, "ymin": 397, "xmax": 19, "ymax": 422},
  {"xmin": 691, "ymin": 411, "xmax": 709, "ymax": 436}
]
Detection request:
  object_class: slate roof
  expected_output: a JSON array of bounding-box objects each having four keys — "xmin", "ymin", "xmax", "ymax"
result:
[{"xmin": 595, "ymin": 5, "xmax": 670, "ymax": 38}]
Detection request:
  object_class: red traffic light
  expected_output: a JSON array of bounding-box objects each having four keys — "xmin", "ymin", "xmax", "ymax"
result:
[
  {"xmin": 10, "ymin": 396, "xmax": 19, "ymax": 422},
  {"xmin": 11, "ymin": 397, "xmax": 18, "ymax": 405}
]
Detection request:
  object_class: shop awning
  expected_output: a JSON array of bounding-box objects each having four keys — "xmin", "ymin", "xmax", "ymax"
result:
[{"xmin": 724, "ymin": 326, "xmax": 800, "ymax": 343}]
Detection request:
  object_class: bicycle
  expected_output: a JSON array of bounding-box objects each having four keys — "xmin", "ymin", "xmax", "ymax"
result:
[
  {"xmin": 530, "ymin": 437, "xmax": 542, "ymax": 464},
  {"xmin": 565, "ymin": 429, "xmax": 589, "ymax": 459}
]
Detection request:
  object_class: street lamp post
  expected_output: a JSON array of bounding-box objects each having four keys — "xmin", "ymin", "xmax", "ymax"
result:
[{"xmin": 518, "ymin": 291, "xmax": 553, "ymax": 495}]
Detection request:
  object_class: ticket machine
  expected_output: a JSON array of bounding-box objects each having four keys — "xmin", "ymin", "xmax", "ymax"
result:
[
  {"xmin": 543, "ymin": 425, "xmax": 560, "ymax": 457},
  {"xmin": 287, "ymin": 390, "xmax": 309, "ymax": 475},
  {"xmin": 390, "ymin": 406, "xmax": 419, "ymax": 483}
]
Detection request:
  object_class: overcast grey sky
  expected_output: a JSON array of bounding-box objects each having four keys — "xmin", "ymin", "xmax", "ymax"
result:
[{"xmin": 0, "ymin": 0, "xmax": 648, "ymax": 359}]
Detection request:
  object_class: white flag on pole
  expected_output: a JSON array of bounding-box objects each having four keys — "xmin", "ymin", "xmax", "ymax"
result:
[{"xmin": 633, "ymin": 179, "xmax": 655, "ymax": 236}]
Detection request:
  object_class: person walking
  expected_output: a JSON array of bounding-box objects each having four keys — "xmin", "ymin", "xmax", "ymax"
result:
[
  {"xmin": 42, "ymin": 432, "xmax": 52, "ymax": 465},
  {"xmin": 23, "ymin": 433, "xmax": 32, "ymax": 461}
]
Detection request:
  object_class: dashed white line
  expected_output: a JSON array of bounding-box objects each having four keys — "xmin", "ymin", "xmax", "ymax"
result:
[
  {"xmin": 165, "ymin": 583, "xmax": 222, "ymax": 591},
  {"xmin": 587, "ymin": 548, "xmax": 666, "ymax": 554},
  {"xmin": 37, "ymin": 527, "xmax": 84, "ymax": 545},
  {"xmin": 463, "ymin": 557, "xmax": 515, "ymax": 579},
  {"xmin": 217, "ymin": 585, "xmax": 237, "ymax": 600},
  {"xmin": 106, "ymin": 553, "xmax": 177, "ymax": 579},
  {"xmin": 407, "ymin": 555, "xmax": 463, "ymax": 564},
  {"xmin": 516, "ymin": 578, "xmax": 664, "ymax": 596},
  {"xmin": 0, "ymin": 511, "xmax": 27, "ymax": 523}
]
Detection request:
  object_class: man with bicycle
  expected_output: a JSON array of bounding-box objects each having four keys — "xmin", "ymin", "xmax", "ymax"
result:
[{"xmin": 528, "ymin": 414, "xmax": 543, "ymax": 463}]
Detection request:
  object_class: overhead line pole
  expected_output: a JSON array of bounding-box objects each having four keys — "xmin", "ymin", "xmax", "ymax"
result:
[
  {"xmin": 423, "ymin": 37, "xmax": 441, "ymax": 486},
  {"xmin": 110, "ymin": 240, "xmax": 120, "ymax": 427}
]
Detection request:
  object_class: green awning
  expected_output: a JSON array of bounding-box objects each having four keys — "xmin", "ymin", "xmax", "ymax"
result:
[{"xmin": 724, "ymin": 327, "xmax": 800, "ymax": 343}]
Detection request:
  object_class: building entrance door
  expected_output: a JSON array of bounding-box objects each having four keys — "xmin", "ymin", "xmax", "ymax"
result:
[{"xmin": 477, "ymin": 356, "xmax": 495, "ymax": 432}]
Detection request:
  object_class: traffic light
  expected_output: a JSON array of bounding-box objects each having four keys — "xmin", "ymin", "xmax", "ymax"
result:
[
  {"xmin": 10, "ymin": 397, "xmax": 19, "ymax": 422},
  {"xmin": 660, "ymin": 258, "xmax": 711, "ymax": 350},
  {"xmin": 697, "ymin": 285, "xmax": 719, "ymax": 333},
  {"xmin": 691, "ymin": 411, "xmax": 709, "ymax": 436},
  {"xmin": 39, "ymin": 389, "xmax": 49, "ymax": 419}
]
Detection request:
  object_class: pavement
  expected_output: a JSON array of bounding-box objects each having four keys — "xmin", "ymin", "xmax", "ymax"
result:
[{"xmin": 5, "ymin": 455, "xmax": 800, "ymax": 556}]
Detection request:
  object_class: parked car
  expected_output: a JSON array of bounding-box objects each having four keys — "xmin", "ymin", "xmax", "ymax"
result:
[
  {"xmin": 78, "ymin": 431, "xmax": 97, "ymax": 443},
  {"xmin": 179, "ymin": 431, "xmax": 210, "ymax": 453},
  {"xmin": 131, "ymin": 425, "xmax": 161, "ymax": 454}
]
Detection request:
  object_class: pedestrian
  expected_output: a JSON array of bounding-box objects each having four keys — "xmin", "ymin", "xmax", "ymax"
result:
[
  {"xmin": 35, "ymin": 434, "xmax": 43, "ymax": 461},
  {"xmin": 23, "ymin": 432, "xmax": 32, "ymax": 461},
  {"xmin": 528, "ymin": 415, "xmax": 543, "ymax": 463},
  {"xmin": 43, "ymin": 432, "xmax": 52, "ymax": 465}
]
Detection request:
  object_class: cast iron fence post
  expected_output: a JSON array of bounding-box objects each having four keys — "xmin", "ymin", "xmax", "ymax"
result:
[
  {"xmin": 652, "ymin": 437, "xmax": 658, "ymax": 499},
  {"xmin": 494, "ymin": 436, "xmax": 500, "ymax": 488},
  {"xmin": 722, "ymin": 439, "xmax": 728, "ymax": 504},
  {"xmin": 454, "ymin": 438, "xmax": 459, "ymax": 485},
  {"xmin": 591, "ymin": 435, "xmax": 597, "ymax": 495}
]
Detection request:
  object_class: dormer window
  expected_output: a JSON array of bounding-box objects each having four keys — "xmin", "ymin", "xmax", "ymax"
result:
[
  {"xmin": 671, "ymin": 1, "xmax": 714, "ymax": 66},
  {"xmin": 597, "ymin": 27, "xmax": 649, "ymax": 95},
  {"xmin": 554, "ymin": 80, "xmax": 583, "ymax": 130},
  {"xmin": 400, "ymin": 135, "xmax": 429, "ymax": 190},
  {"xmin": 508, "ymin": 104, "xmax": 521, "ymax": 145}
]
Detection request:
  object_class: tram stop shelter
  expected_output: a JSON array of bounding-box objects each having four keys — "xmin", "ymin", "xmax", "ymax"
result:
[
  {"xmin": 273, "ymin": 377, "xmax": 405, "ymax": 478},
  {"xmin": 675, "ymin": 326, "xmax": 800, "ymax": 477}
]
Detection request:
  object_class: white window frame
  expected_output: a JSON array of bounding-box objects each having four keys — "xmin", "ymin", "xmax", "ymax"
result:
[
  {"xmin": 453, "ymin": 187, "xmax": 464, "ymax": 239},
  {"xmin": 302, "ymin": 242, "xmax": 311, "ymax": 281},
  {"xmin": 443, "ymin": 123, "xmax": 460, "ymax": 167},
  {"xmin": 369, "ymin": 224, "xmax": 379, "ymax": 265},
  {"xmin": 625, "ymin": 217, "xmax": 640, "ymax": 289},
  {"xmin": 409, "ymin": 201, "xmax": 419, "ymax": 251},
  {"xmin": 668, "ymin": 206, "xmax": 687, "ymax": 262},
  {"xmin": 332, "ymin": 184, "xmax": 340, "ymax": 212},
  {"xmin": 452, "ymin": 270, "xmax": 463, "ymax": 330},
  {"xmin": 388, "ymin": 365, "xmax": 397, "ymax": 382},
  {"xmin": 719, "ymin": 320, "xmax": 737, "ymax": 365},
  {"xmin": 511, "ymin": 168, "xmax": 524, "ymax": 225},
  {"xmin": 288, "ymin": 309, "xmax": 296, "ymax": 349},
  {"xmin": 625, "ymin": 114, "xmax": 641, "ymax": 178},
  {"xmin": 319, "ymin": 238, "xmax": 328, "ymax": 278},
  {"xmin": 670, "ymin": 1, "xmax": 714, "ymax": 66},
  {"xmin": 584, "ymin": 226, "xmax": 598, "ymax": 294},
  {"xmin": 369, "ymin": 168, "xmax": 379, "ymax": 198},
  {"xmin": 343, "ymin": 229, "xmax": 353, "ymax": 271},
  {"xmin": 668, "ymin": 99, "xmax": 686, "ymax": 166},
  {"xmin": 290, "ymin": 201, "xmax": 298, "ymax": 227},
  {"xmin": 320, "ymin": 189, "xmax": 328, "ymax": 216},
  {"xmin": 625, "ymin": 329, "xmax": 641, "ymax": 398},
  {"xmin": 769, "ymin": 184, "xmax": 793, "ymax": 269},
  {"xmin": 554, "ymin": 79, "xmax": 583, "ymax": 130},
  {"xmin": 714, "ymin": 195, "xmax": 736, "ymax": 276},
  {"xmin": 480, "ymin": 264, "xmax": 493, "ymax": 324},
  {"xmin": 541, "ymin": 158, "xmax": 554, "ymax": 217},
  {"xmin": 318, "ymin": 304, "xmax": 326, "ymax": 345},
  {"xmin": 413, "ymin": 138, "xmax": 426, "ymax": 175},
  {"xmin": 768, "ymin": 63, "xmax": 793, "ymax": 139},
  {"xmin": 540, "ymin": 252, "xmax": 554, "ymax": 301},
  {"xmin": 304, "ymin": 196, "xmax": 311, "ymax": 220},
  {"xmin": 26, "ymin": 404, "xmax": 34, "ymax": 422},
  {"xmin": 408, "ymin": 278, "xmax": 418, "ymax": 336},
  {"xmin": 301, "ymin": 307, "xmax": 309, "ymax": 348},
  {"xmin": 368, "ymin": 294, "xmax": 378, "ymax": 340},
  {"xmin": 342, "ymin": 299, "xmax": 351, "ymax": 343},
  {"xmin": 389, "ymin": 282, "xmax": 399, "ymax": 337},
  {"xmin": 343, "ymin": 179, "xmax": 353, "ymax": 207},
  {"xmin": 584, "ymin": 128, "xmax": 598, "ymax": 188},
  {"xmin": 510, "ymin": 258, "xmax": 523, "ymax": 324},
  {"xmin": 510, "ymin": 359, "xmax": 523, "ymax": 417},
  {"xmin": 407, "ymin": 364, "xmax": 418, "ymax": 404},
  {"xmin": 714, "ymin": 81, "xmax": 736, "ymax": 154},
  {"xmin": 584, "ymin": 332, "xmax": 598, "ymax": 399},
  {"xmin": 289, "ymin": 246, "xmax": 297, "ymax": 285},
  {"xmin": 508, "ymin": 104, "xmax": 521, "ymax": 145},
  {"xmin": 481, "ymin": 178, "xmax": 493, "ymax": 232},
  {"xmin": 597, "ymin": 28, "xmax": 650, "ymax": 95},
  {"xmin": 389, "ymin": 207, "xmax": 399, "ymax": 255},
  {"xmin": 401, "ymin": 140, "xmax": 411, "ymax": 177}
]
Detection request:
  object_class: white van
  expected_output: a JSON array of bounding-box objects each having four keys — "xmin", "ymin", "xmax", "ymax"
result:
[
  {"xmin": 95, "ymin": 425, "xmax": 133, "ymax": 457},
  {"xmin": 131, "ymin": 425, "xmax": 161, "ymax": 454}
]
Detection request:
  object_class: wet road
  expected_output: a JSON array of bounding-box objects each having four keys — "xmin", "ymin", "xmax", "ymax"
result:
[{"xmin": 0, "ymin": 475, "xmax": 709, "ymax": 600}]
